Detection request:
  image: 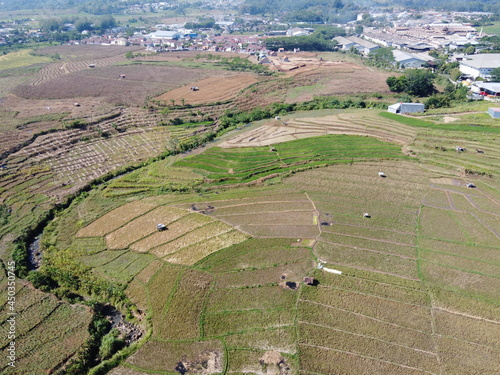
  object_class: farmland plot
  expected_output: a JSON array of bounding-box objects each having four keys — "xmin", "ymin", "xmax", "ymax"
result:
[
  {"xmin": 156, "ymin": 269, "xmax": 213, "ymax": 340},
  {"xmin": 206, "ymin": 285, "xmax": 297, "ymax": 313},
  {"xmin": 203, "ymin": 309, "xmax": 295, "ymax": 337},
  {"xmin": 93, "ymin": 251, "xmax": 155, "ymax": 283},
  {"xmin": 437, "ymin": 336, "xmax": 500, "ymax": 375},
  {"xmin": 419, "ymin": 206, "xmax": 469, "ymax": 243},
  {"xmin": 130, "ymin": 213, "xmax": 214, "ymax": 252},
  {"xmin": 126, "ymin": 340, "xmax": 224, "ymax": 373},
  {"xmin": 204, "ymin": 242, "xmax": 312, "ymax": 273},
  {"xmin": 226, "ymin": 349, "xmax": 297, "ymax": 374},
  {"xmin": 299, "ymin": 344, "xmax": 431, "ymax": 375},
  {"xmin": 297, "ymin": 300, "xmax": 436, "ymax": 352},
  {"xmin": 434, "ymin": 309, "xmax": 500, "ymax": 349},
  {"xmin": 105, "ymin": 206, "xmax": 188, "ymax": 249},
  {"xmin": 298, "ymin": 323, "xmax": 439, "ymax": 373},
  {"xmin": 315, "ymin": 240, "xmax": 419, "ymax": 279},
  {"xmin": 225, "ymin": 326, "xmax": 297, "ymax": 353},
  {"xmin": 77, "ymin": 200, "xmax": 157, "ymax": 237},
  {"xmin": 163, "ymin": 229, "xmax": 249, "ymax": 265},
  {"xmin": 215, "ymin": 260, "xmax": 314, "ymax": 288},
  {"xmin": 151, "ymin": 221, "xmax": 238, "ymax": 258},
  {"xmin": 421, "ymin": 262, "xmax": 500, "ymax": 302}
]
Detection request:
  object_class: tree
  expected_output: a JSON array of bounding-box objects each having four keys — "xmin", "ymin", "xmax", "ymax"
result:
[
  {"xmin": 386, "ymin": 69, "xmax": 436, "ymax": 97},
  {"xmin": 74, "ymin": 18, "xmax": 92, "ymax": 33},
  {"xmin": 464, "ymin": 45, "xmax": 476, "ymax": 55},
  {"xmin": 405, "ymin": 69, "xmax": 436, "ymax": 97},
  {"xmin": 386, "ymin": 76, "xmax": 407, "ymax": 93},
  {"xmin": 490, "ymin": 67, "xmax": 500, "ymax": 82}
]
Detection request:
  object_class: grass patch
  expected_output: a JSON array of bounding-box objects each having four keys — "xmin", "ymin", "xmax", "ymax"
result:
[
  {"xmin": 0, "ymin": 49, "xmax": 52, "ymax": 71},
  {"xmin": 380, "ymin": 111, "xmax": 500, "ymax": 133}
]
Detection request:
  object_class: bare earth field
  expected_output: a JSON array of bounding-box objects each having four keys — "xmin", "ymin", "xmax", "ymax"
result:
[
  {"xmin": 157, "ymin": 75, "xmax": 259, "ymax": 105},
  {"xmin": 13, "ymin": 64, "xmax": 225, "ymax": 105}
]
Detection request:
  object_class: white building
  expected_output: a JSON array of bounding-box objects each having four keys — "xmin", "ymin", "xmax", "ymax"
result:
[
  {"xmin": 286, "ymin": 27, "xmax": 311, "ymax": 37},
  {"xmin": 146, "ymin": 30, "xmax": 181, "ymax": 40},
  {"xmin": 388, "ymin": 102, "xmax": 425, "ymax": 114},
  {"xmin": 488, "ymin": 108, "xmax": 500, "ymax": 118},
  {"xmin": 392, "ymin": 50, "xmax": 433, "ymax": 68},
  {"xmin": 459, "ymin": 54, "xmax": 500, "ymax": 79}
]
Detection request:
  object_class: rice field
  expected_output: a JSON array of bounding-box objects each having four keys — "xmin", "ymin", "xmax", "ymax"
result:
[{"xmin": 41, "ymin": 108, "xmax": 500, "ymax": 374}]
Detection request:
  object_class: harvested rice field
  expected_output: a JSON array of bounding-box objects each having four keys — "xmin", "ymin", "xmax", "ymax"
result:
[{"xmin": 12, "ymin": 105, "xmax": 500, "ymax": 374}]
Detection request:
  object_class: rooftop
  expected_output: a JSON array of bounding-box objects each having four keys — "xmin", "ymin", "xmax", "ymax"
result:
[{"xmin": 461, "ymin": 54, "xmax": 500, "ymax": 69}]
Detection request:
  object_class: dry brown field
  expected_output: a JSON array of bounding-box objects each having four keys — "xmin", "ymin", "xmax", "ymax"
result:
[
  {"xmin": 13, "ymin": 64, "xmax": 224, "ymax": 105},
  {"xmin": 156, "ymin": 75, "xmax": 258, "ymax": 105}
]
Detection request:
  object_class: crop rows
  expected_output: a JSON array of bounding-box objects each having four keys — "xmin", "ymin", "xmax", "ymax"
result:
[{"xmin": 173, "ymin": 135, "xmax": 405, "ymax": 185}]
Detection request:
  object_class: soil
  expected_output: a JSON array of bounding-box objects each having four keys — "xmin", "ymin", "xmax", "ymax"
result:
[
  {"xmin": 259, "ymin": 351, "xmax": 292, "ymax": 375},
  {"xmin": 175, "ymin": 350, "xmax": 222, "ymax": 374},
  {"xmin": 157, "ymin": 75, "xmax": 259, "ymax": 105}
]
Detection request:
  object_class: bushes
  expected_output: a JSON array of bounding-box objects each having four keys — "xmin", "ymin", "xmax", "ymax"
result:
[{"xmin": 99, "ymin": 329, "xmax": 125, "ymax": 360}]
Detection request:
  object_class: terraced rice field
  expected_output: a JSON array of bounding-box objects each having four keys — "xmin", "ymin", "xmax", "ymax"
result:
[
  {"xmin": 0, "ymin": 268, "xmax": 92, "ymax": 374},
  {"xmin": 42, "ymin": 108, "xmax": 500, "ymax": 375},
  {"xmin": 220, "ymin": 109, "xmax": 417, "ymax": 148}
]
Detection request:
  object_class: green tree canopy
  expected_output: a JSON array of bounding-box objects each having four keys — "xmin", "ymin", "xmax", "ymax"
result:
[{"xmin": 387, "ymin": 69, "xmax": 436, "ymax": 97}]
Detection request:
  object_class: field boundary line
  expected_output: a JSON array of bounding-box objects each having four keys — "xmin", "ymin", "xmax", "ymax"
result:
[
  {"xmin": 319, "ymin": 260, "xmax": 420, "ymax": 280},
  {"xmin": 317, "ymin": 238, "xmax": 417, "ymax": 260},
  {"xmin": 420, "ymin": 259, "xmax": 500, "ymax": 280},
  {"xmin": 418, "ymin": 246, "xmax": 500, "ymax": 266},
  {"xmin": 299, "ymin": 299, "xmax": 431, "ymax": 333},
  {"xmin": 160, "ymin": 228, "xmax": 242, "ymax": 260},
  {"xmin": 429, "ymin": 185, "xmax": 483, "ymax": 198},
  {"xmin": 336, "ymin": 273, "xmax": 423, "ymax": 291},
  {"xmin": 298, "ymin": 321, "xmax": 438, "ymax": 356},
  {"xmin": 215, "ymin": 209, "xmax": 313, "ymax": 217},
  {"xmin": 464, "ymin": 194, "xmax": 500, "ymax": 217},
  {"xmin": 433, "ymin": 306, "xmax": 500, "ymax": 325},
  {"xmin": 298, "ymin": 343, "xmax": 438, "ymax": 374},
  {"xmin": 314, "ymin": 284, "xmax": 431, "ymax": 308},
  {"xmin": 329, "ymin": 222, "xmax": 416, "ymax": 236},
  {"xmin": 203, "ymin": 306, "xmax": 295, "ymax": 316},
  {"xmin": 468, "ymin": 211, "xmax": 500, "ymax": 241},
  {"xmin": 321, "ymin": 230, "xmax": 416, "ymax": 248},
  {"xmin": 445, "ymin": 191, "xmax": 456, "ymax": 211},
  {"xmin": 428, "ymin": 293, "xmax": 443, "ymax": 374},
  {"xmin": 215, "ymin": 259, "xmax": 313, "ymax": 276},
  {"xmin": 126, "ymin": 211, "xmax": 214, "ymax": 250},
  {"xmin": 147, "ymin": 220, "xmax": 229, "ymax": 254}
]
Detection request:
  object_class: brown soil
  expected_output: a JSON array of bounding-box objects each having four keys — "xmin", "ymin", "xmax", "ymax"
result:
[{"xmin": 157, "ymin": 75, "xmax": 259, "ymax": 105}]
